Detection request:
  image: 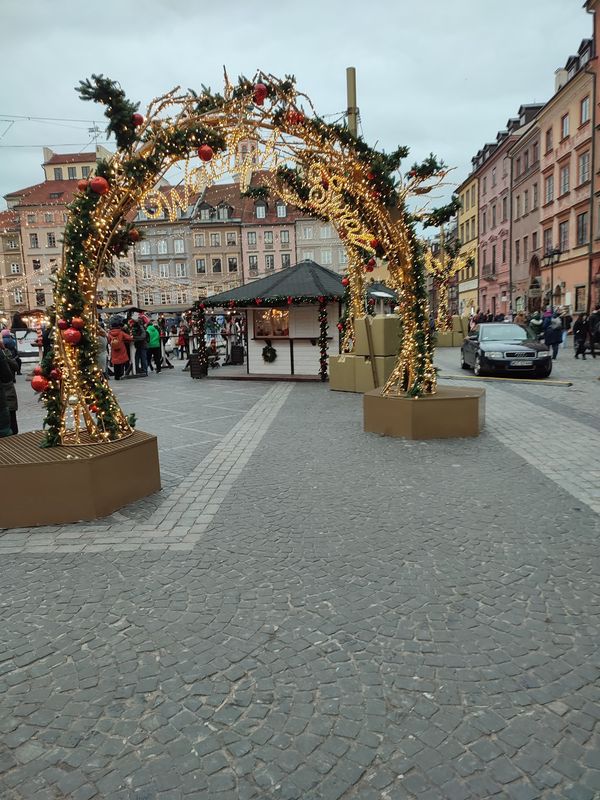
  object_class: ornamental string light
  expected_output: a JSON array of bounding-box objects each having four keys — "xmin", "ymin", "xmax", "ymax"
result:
[
  {"xmin": 423, "ymin": 226, "xmax": 467, "ymax": 333},
  {"xmin": 38, "ymin": 71, "xmax": 457, "ymax": 446}
]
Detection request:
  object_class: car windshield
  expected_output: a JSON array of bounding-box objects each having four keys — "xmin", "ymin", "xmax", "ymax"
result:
[{"xmin": 480, "ymin": 324, "xmax": 527, "ymax": 342}]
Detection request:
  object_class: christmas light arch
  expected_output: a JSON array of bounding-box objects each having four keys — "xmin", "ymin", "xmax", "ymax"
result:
[{"xmin": 38, "ymin": 72, "xmax": 457, "ymax": 446}]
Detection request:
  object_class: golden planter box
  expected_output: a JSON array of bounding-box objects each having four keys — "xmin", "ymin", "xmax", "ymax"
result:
[
  {"xmin": 435, "ymin": 331, "xmax": 455, "ymax": 348},
  {"xmin": 354, "ymin": 316, "xmax": 401, "ymax": 357},
  {"xmin": 354, "ymin": 356, "xmax": 396, "ymax": 393},
  {"xmin": 329, "ymin": 354, "xmax": 357, "ymax": 392}
]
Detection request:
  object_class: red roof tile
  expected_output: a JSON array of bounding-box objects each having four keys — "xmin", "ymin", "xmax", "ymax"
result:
[
  {"xmin": 5, "ymin": 180, "xmax": 78, "ymax": 206},
  {"xmin": 43, "ymin": 152, "xmax": 97, "ymax": 166},
  {"xmin": 0, "ymin": 209, "xmax": 19, "ymax": 232}
]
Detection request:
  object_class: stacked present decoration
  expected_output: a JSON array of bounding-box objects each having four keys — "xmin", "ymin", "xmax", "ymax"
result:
[{"xmin": 330, "ymin": 315, "xmax": 401, "ymax": 392}]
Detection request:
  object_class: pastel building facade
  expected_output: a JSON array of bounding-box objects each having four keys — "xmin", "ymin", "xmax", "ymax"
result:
[{"xmin": 456, "ymin": 176, "xmax": 478, "ymax": 315}]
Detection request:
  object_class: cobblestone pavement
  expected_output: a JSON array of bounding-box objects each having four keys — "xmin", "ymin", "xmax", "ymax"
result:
[{"xmin": 1, "ymin": 356, "xmax": 599, "ymax": 799}]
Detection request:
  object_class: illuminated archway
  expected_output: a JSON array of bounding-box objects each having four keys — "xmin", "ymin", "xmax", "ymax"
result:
[{"xmin": 39, "ymin": 73, "xmax": 454, "ymax": 446}]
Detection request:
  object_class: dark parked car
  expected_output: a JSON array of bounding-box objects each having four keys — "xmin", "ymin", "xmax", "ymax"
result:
[{"xmin": 461, "ymin": 323, "xmax": 552, "ymax": 378}]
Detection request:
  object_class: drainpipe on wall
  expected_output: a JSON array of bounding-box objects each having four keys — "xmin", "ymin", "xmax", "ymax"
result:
[
  {"xmin": 508, "ymin": 157, "xmax": 513, "ymax": 316},
  {"xmin": 585, "ymin": 63, "xmax": 596, "ymax": 312}
]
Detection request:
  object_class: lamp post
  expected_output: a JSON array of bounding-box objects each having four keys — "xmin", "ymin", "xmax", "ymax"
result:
[{"xmin": 542, "ymin": 246, "xmax": 561, "ymax": 309}]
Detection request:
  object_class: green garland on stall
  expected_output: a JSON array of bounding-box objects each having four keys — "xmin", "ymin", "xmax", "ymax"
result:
[{"xmin": 318, "ymin": 299, "xmax": 328, "ymax": 382}]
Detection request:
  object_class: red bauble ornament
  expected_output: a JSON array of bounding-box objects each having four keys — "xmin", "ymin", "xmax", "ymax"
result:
[
  {"xmin": 62, "ymin": 327, "xmax": 82, "ymax": 345},
  {"xmin": 57, "ymin": 319, "xmax": 69, "ymax": 330},
  {"xmin": 287, "ymin": 110, "xmax": 304, "ymax": 126},
  {"xmin": 71, "ymin": 317, "xmax": 85, "ymax": 330},
  {"xmin": 367, "ymin": 171, "xmax": 375, "ymax": 181},
  {"xmin": 368, "ymin": 298, "xmax": 376, "ymax": 306},
  {"xmin": 337, "ymin": 322, "xmax": 344, "ymax": 331},
  {"xmin": 198, "ymin": 144, "xmax": 214, "ymax": 162},
  {"xmin": 255, "ymin": 298, "xmax": 262, "ymax": 305},
  {"xmin": 90, "ymin": 176, "xmax": 109, "ymax": 195},
  {"xmin": 31, "ymin": 375, "xmax": 49, "ymax": 393},
  {"xmin": 77, "ymin": 179, "xmax": 89, "ymax": 192},
  {"xmin": 128, "ymin": 228, "xmax": 140, "ymax": 242},
  {"xmin": 341, "ymin": 277, "xmax": 349, "ymax": 287},
  {"xmin": 132, "ymin": 113, "xmax": 144, "ymax": 127},
  {"xmin": 90, "ymin": 404, "xmax": 99, "ymax": 413},
  {"xmin": 35, "ymin": 339, "xmax": 43, "ymax": 347},
  {"xmin": 49, "ymin": 369, "xmax": 61, "ymax": 381},
  {"xmin": 287, "ymin": 296, "xmax": 293, "ymax": 305},
  {"xmin": 370, "ymin": 238, "xmax": 380, "ymax": 249},
  {"xmin": 366, "ymin": 265, "xmax": 374, "ymax": 273},
  {"xmin": 318, "ymin": 296, "xmax": 325, "ymax": 304},
  {"xmin": 253, "ymin": 83, "xmax": 268, "ymax": 105},
  {"xmin": 367, "ymin": 257, "xmax": 376, "ymax": 268},
  {"xmin": 33, "ymin": 365, "xmax": 43, "ymax": 376},
  {"xmin": 199, "ymin": 303, "xmax": 205, "ymax": 310}
]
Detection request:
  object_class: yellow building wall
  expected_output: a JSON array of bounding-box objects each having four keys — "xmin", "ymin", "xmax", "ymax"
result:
[{"xmin": 457, "ymin": 176, "xmax": 479, "ymax": 314}]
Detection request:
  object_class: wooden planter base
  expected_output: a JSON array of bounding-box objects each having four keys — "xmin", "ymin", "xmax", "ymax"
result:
[
  {"xmin": 363, "ymin": 386, "xmax": 485, "ymax": 439},
  {"xmin": 0, "ymin": 430, "xmax": 161, "ymax": 528}
]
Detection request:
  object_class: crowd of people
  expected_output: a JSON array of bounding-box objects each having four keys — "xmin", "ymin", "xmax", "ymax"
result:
[{"xmin": 470, "ymin": 304, "xmax": 600, "ymax": 360}]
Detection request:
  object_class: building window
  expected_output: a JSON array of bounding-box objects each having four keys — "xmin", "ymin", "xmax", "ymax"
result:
[
  {"xmin": 217, "ymin": 206, "xmax": 229, "ymax": 221},
  {"xmin": 578, "ymin": 151, "xmax": 591, "ymax": 184},
  {"xmin": 143, "ymin": 291, "xmax": 154, "ymax": 305},
  {"xmin": 545, "ymin": 127, "xmax": 553, "ymax": 153},
  {"xmin": 26, "ymin": 213, "xmax": 35, "ymax": 225},
  {"xmin": 96, "ymin": 290, "xmax": 104, "ymax": 304},
  {"xmin": 82, "ymin": 166, "xmax": 90, "ymax": 178},
  {"xmin": 174, "ymin": 239, "xmax": 184, "ymax": 254},
  {"xmin": 210, "ymin": 233, "xmax": 221, "ymax": 247},
  {"xmin": 226, "ymin": 232, "xmax": 237, "ymax": 246},
  {"xmin": 255, "ymin": 203, "xmax": 266, "ymax": 219},
  {"xmin": 515, "ymin": 196, "xmax": 521, "ymax": 220},
  {"xmin": 492, "ymin": 205, "xmax": 497, "ymax": 227},
  {"xmin": 482, "ymin": 210, "xmax": 487, "ymax": 234},
  {"xmin": 280, "ymin": 230, "xmax": 290, "ymax": 245},
  {"xmin": 121, "ymin": 290, "xmax": 132, "ymax": 305},
  {"xmin": 119, "ymin": 263, "xmax": 130, "ymax": 277},
  {"xmin": 303, "ymin": 226, "xmax": 313, "ymax": 239},
  {"xmin": 276, "ymin": 202, "xmax": 287, "ymax": 218},
  {"xmin": 532, "ymin": 183, "xmax": 538, "ymax": 209},
  {"xmin": 29, "ymin": 233, "xmax": 39, "ymax": 248},
  {"xmin": 175, "ymin": 290, "xmax": 188, "ymax": 304},
  {"xmin": 515, "ymin": 240, "xmax": 520, "ymax": 264},
  {"xmin": 47, "ymin": 232, "xmax": 56, "ymax": 248},
  {"xmin": 142, "ymin": 264, "xmax": 151, "ymax": 279},
  {"xmin": 212, "ymin": 257, "xmax": 222, "ymax": 273},
  {"xmin": 561, "ymin": 114, "xmax": 569, "ymax": 140},
  {"xmin": 107, "ymin": 290, "xmax": 119, "ymax": 307},
  {"xmin": 470, "ymin": 185, "xmax": 475, "ymax": 206},
  {"xmin": 140, "ymin": 240, "xmax": 151, "ymax": 255},
  {"xmin": 159, "ymin": 264, "xmax": 169, "ymax": 278},
  {"xmin": 105, "ymin": 263, "xmax": 116, "ymax": 278},
  {"xmin": 303, "ymin": 250, "xmax": 314, "ymax": 261},
  {"xmin": 464, "ymin": 191, "xmax": 470, "ymax": 211},
  {"xmin": 175, "ymin": 263, "xmax": 187, "ymax": 277},
  {"xmin": 524, "ymin": 151, "xmax": 529, "ymax": 171},
  {"xmin": 502, "ymin": 240, "xmax": 507, "ymax": 263},
  {"xmin": 14, "ymin": 288, "xmax": 24, "ymax": 304},
  {"xmin": 254, "ymin": 309, "xmax": 289, "ymax": 338},
  {"xmin": 157, "ymin": 240, "xmax": 167, "ymax": 254},
  {"xmin": 558, "ymin": 220, "xmax": 569, "ymax": 252},
  {"xmin": 6, "ymin": 239, "xmax": 17, "ymax": 249},
  {"xmin": 491, "ymin": 167, "xmax": 496, "ymax": 186},
  {"xmin": 543, "ymin": 228, "xmax": 553, "ymax": 255},
  {"xmin": 320, "ymin": 224, "xmax": 333, "ymax": 239},
  {"xmin": 482, "ymin": 177, "xmax": 487, "ymax": 195},
  {"xmin": 339, "ymin": 250, "xmax": 348, "ymax": 265},
  {"xmin": 491, "ymin": 244, "xmax": 496, "ymax": 270},
  {"xmin": 53, "ymin": 167, "xmax": 63, "ymax": 180},
  {"xmin": 228, "ymin": 257, "xmax": 238, "ymax": 272},
  {"xmin": 523, "ymin": 236, "xmax": 528, "ymax": 261},
  {"xmin": 32, "ymin": 258, "xmax": 40, "ymax": 269},
  {"xmin": 581, "ymin": 95, "xmax": 590, "ymax": 125},
  {"xmin": 533, "ymin": 141, "xmax": 540, "ymax": 162},
  {"xmin": 516, "ymin": 158, "xmax": 521, "ymax": 177},
  {"xmin": 321, "ymin": 249, "xmax": 332, "ymax": 265},
  {"xmin": 265, "ymin": 254, "xmax": 275, "ymax": 271},
  {"xmin": 249, "ymin": 255, "xmax": 258, "ymax": 271},
  {"xmin": 35, "ymin": 289, "xmax": 46, "ymax": 306},
  {"xmin": 577, "ymin": 211, "xmax": 589, "ymax": 246},
  {"xmin": 160, "ymin": 291, "xmax": 171, "ymax": 304},
  {"xmin": 44, "ymin": 212, "xmax": 53, "ymax": 223},
  {"xmin": 559, "ymin": 165, "xmax": 570, "ymax": 195},
  {"xmin": 247, "ymin": 231, "xmax": 257, "ymax": 246},
  {"xmin": 10, "ymin": 263, "xmax": 20, "ymax": 274},
  {"xmin": 460, "ymin": 223, "xmax": 464, "ymax": 242},
  {"xmin": 195, "ymin": 258, "xmax": 206, "ymax": 274},
  {"xmin": 67, "ymin": 166, "xmax": 76, "ymax": 180},
  {"xmin": 264, "ymin": 231, "xmax": 273, "ymax": 246},
  {"xmin": 575, "ymin": 286, "xmax": 586, "ymax": 312},
  {"xmin": 200, "ymin": 207, "xmax": 211, "ymax": 221},
  {"xmin": 544, "ymin": 175, "xmax": 554, "ymax": 204},
  {"xmin": 502, "ymin": 197, "xmax": 507, "ymax": 221},
  {"xmin": 281, "ymin": 253, "xmax": 291, "ymax": 268},
  {"xmin": 532, "ymin": 231, "xmax": 538, "ymax": 252},
  {"xmin": 194, "ymin": 233, "xmax": 205, "ymax": 247}
]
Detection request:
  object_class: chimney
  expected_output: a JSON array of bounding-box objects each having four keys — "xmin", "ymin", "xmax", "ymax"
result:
[{"xmin": 555, "ymin": 68, "xmax": 568, "ymax": 92}]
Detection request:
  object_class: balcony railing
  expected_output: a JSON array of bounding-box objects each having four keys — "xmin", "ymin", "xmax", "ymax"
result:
[{"xmin": 481, "ymin": 264, "xmax": 496, "ymax": 280}]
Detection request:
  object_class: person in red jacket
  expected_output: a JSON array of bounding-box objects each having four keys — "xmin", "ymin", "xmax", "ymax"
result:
[{"xmin": 108, "ymin": 320, "xmax": 133, "ymax": 380}]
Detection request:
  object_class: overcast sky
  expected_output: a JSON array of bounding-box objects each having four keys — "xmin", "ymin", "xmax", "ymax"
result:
[{"xmin": 0, "ymin": 0, "xmax": 592, "ymax": 208}]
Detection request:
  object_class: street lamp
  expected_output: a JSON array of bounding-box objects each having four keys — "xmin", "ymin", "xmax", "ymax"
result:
[{"xmin": 542, "ymin": 246, "xmax": 561, "ymax": 309}]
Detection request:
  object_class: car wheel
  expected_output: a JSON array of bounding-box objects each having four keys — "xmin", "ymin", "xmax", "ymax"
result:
[
  {"xmin": 537, "ymin": 363, "xmax": 552, "ymax": 379},
  {"xmin": 460, "ymin": 350, "xmax": 470, "ymax": 370},
  {"xmin": 473, "ymin": 353, "xmax": 485, "ymax": 377}
]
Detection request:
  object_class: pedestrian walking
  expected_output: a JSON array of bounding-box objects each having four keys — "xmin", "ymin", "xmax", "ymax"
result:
[
  {"xmin": 544, "ymin": 312, "xmax": 563, "ymax": 360},
  {"xmin": 560, "ymin": 306, "xmax": 573, "ymax": 348},
  {"xmin": 589, "ymin": 304, "xmax": 600, "ymax": 358},
  {"xmin": 131, "ymin": 320, "xmax": 149, "ymax": 376},
  {"xmin": 527, "ymin": 310, "xmax": 544, "ymax": 340},
  {"xmin": 0, "ymin": 341, "xmax": 18, "ymax": 435},
  {"xmin": 1, "ymin": 328, "xmax": 20, "ymax": 375},
  {"xmin": 573, "ymin": 313, "xmax": 589, "ymax": 359},
  {"xmin": 108, "ymin": 321, "xmax": 133, "ymax": 380},
  {"xmin": 146, "ymin": 319, "xmax": 162, "ymax": 373}
]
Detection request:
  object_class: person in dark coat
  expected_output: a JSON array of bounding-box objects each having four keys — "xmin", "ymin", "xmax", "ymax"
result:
[
  {"xmin": 0, "ymin": 341, "xmax": 18, "ymax": 435},
  {"xmin": 589, "ymin": 304, "xmax": 600, "ymax": 358},
  {"xmin": 573, "ymin": 313, "xmax": 589, "ymax": 359},
  {"xmin": 544, "ymin": 312, "xmax": 563, "ymax": 359}
]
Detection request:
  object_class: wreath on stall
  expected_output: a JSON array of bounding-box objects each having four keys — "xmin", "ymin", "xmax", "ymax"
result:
[{"xmin": 262, "ymin": 340, "xmax": 277, "ymax": 363}]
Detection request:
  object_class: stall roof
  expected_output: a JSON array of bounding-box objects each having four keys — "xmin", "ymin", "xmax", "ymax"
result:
[
  {"xmin": 367, "ymin": 282, "xmax": 397, "ymax": 300},
  {"xmin": 201, "ymin": 260, "xmax": 345, "ymax": 307}
]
